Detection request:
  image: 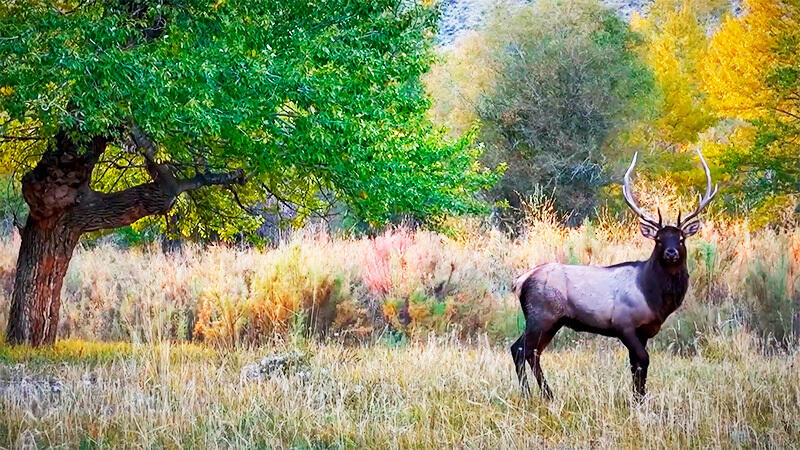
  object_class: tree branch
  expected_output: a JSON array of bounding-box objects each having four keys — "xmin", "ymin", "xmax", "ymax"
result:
[
  {"xmin": 0, "ymin": 135, "xmax": 45, "ymax": 142},
  {"xmin": 70, "ymin": 169, "xmax": 245, "ymax": 232},
  {"xmin": 130, "ymin": 125, "xmax": 176, "ymax": 187},
  {"xmin": 176, "ymin": 169, "xmax": 245, "ymax": 193}
]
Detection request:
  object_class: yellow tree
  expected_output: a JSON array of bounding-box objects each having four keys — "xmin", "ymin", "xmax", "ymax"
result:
[
  {"xmin": 630, "ymin": 0, "xmax": 727, "ymax": 147},
  {"xmin": 702, "ymin": 0, "xmax": 799, "ymax": 120},
  {"xmin": 424, "ymin": 31, "xmax": 495, "ymax": 136},
  {"xmin": 701, "ymin": 0, "xmax": 800, "ymax": 212}
]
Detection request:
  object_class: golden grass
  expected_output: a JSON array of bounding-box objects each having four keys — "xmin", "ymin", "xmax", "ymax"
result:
[
  {"xmin": 1, "ymin": 212, "xmax": 798, "ymax": 347},
  {"xmin": 0, "ymin": 210, "xmax": 799, "ymax": 447},
  {"xmin": 1, "ymin": 335, "xmax": 798, "ymax": 448}
]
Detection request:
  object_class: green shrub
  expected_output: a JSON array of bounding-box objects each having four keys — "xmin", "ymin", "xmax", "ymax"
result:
[
  {"xmin": 485, "ymin": 304, "xmax": 525, "ymax": 344},
  {"xmin": 744, "ymin": 256, "xmax": 798, "ymax": 348},
  {"xmin": 655, "ymin": 302, "xmax": 741, "ymax": 355}
]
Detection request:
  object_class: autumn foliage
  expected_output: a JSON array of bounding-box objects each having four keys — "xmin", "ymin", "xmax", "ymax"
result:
[{"xmin": 427, "ymin": 0, "xmax": 799, "ymax": 222}]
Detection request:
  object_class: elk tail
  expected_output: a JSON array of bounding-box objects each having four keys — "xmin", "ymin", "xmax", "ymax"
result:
[{"xmin": 512, "ymin": 268, "xmax": 537, "ymax": 298}]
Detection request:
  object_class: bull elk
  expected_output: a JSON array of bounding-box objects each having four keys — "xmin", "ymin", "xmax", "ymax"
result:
[{"xmin": 511, "ymin": 149, "xmax": 718, "ymax": 399}]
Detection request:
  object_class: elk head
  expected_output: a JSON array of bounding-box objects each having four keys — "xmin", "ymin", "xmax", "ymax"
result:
[{"xmin": 622, "ymin": 149, "xmax": 718, "ymax": 267}]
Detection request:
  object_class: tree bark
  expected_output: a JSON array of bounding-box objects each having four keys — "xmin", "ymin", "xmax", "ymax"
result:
[
  {"xmin": 4, "ymin": 131, "xmax": 245, "ymax": 346},
  {"xmin": 5, "ymin": 216, "xmax": 80, "ymax": 345},
  {"xmin": 5, "ymin": 133, "xmax": 102, "ymax": 345}
]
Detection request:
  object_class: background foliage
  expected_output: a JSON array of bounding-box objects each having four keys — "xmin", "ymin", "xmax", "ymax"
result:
[
  {"xmin": 427, "ymin": 0, "xmax": 798, "ymax": 226},
  {"xmin": 427, "ymin": 0, "xmax": 655, "ymax": 223},
  {"xmin": 701, "ymin": 0, "xmax": 800, "ymax": 217},
  {"xmin": 1, "ymin": 0, "xmax": 797, "ymax": 236}
]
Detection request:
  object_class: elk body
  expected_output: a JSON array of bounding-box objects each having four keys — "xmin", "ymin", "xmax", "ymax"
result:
[{"xmin": 511, "ymin": 150, "xmax": 718, "ymax": 399}]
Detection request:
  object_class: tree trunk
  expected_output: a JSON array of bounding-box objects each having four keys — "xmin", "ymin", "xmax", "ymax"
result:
[
  {"xmin": 5, "ymin": 216, "xmax": 80, "ymax": 345},
  {"xmin": 4, "ymin": 131, "xmax": 244, "ymax": 346}
]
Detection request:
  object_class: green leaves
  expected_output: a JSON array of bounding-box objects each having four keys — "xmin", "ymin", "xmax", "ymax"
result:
[{"xmin": 0, "ymin": 0, "xmax": 494, "ymax": 236}]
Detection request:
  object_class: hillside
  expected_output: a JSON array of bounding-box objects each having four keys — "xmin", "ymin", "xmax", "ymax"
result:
[{"xmin": 438, "ymin": 0, "xmax": 654, "ymax": 45}]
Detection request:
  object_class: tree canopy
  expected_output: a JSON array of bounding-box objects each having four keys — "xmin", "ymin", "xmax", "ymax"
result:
[
  {"xmin": 700, "ymin": 0, "xmax": 800, "ymax": 213},
  {"xmin": 0, "ymin": 0, "xmax": 494, "ymax": 238}
]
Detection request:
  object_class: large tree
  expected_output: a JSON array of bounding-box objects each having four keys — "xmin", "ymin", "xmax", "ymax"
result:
[{"xmin": 0, "ymin": 0, "xmax": 493, "ymax": 346}]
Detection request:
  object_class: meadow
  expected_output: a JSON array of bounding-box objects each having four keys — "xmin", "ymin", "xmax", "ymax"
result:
[
  {"xmin": 1, "ymin": 206, "xmax": 799, "ymax": 448},
  {"xmin": 1, "ymin": 336, "xmax": 798, "ymax": 448}
]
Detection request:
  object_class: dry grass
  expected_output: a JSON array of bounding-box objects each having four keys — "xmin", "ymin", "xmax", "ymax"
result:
[
  {"xmin": 1, "ymin": 335, "xmax": 798, "ymax": 448},
  {"xmin": 2, "ymin": 210, "xmax": 798, "ymax": 348},
  {"xmin": 0, "ymin": 211, "xmax": 799, "ymax": 447}
]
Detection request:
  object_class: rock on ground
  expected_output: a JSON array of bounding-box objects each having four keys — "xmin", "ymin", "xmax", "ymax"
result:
[{"xmin": 240, "ymin": 351, "xmax": 309, "ymax": 382}]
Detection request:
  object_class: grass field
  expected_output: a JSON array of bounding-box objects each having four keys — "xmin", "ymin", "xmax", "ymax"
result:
[
  {"xmin": 1, "ymin": 211, "xmax": 799, "ymax": 448},
  {"xmin": 1, "ymin": 335, "xmax": 798, "ymax": 448}
]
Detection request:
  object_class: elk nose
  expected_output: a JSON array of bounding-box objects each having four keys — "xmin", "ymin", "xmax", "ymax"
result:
[{"xmin": 664, "ymin": 248, "xmax": 679, "ymax": 261}]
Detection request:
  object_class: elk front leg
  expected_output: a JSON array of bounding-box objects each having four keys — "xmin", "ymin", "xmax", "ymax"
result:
[{"xmin": 621, "ymin": 331, "xmax": 649, "ymax": 400}]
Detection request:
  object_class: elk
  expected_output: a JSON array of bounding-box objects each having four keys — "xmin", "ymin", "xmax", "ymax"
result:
[{"xmin": 511, "ymin": 149, "xmax": 718, "ymax": 400}]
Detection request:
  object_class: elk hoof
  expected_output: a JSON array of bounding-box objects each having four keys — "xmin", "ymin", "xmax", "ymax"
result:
[{"xmin": 542, "ymin": 386, "xmax": 554, "ymax": 401}]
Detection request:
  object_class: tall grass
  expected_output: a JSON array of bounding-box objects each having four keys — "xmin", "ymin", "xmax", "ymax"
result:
[
  {"xmin": 0, "ymin": 209, "xmax": 797, "ymax": 351},
  {"xmin": 0, "ymin": 337, "xmax": 798, "ymax": 448},
  {"xmin": 1, "ymin": 208, "xmax": 799, "ymax": 447}
]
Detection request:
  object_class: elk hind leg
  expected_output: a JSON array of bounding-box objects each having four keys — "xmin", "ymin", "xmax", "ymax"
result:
[
  {"xmin": 510, "ymin": 334, "xmax": 529, "ymax": 395},
  {"xmin": 526, "ymin": 323, "xmax": 560, "ymax": 400}
]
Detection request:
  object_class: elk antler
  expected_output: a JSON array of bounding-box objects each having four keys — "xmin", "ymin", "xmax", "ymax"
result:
[
  {"xmin": 622, "ymin": 152, "xmax": 662, "ymax": 230},
  {"xmin": 677, "ymin": 149, "xmax": 718, "ymax": 227}
]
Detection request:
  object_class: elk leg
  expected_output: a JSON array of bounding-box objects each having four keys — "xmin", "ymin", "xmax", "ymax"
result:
[
  {"xmin": 525, "ymin": 324, "xmax": 560, "ymax": 400},
  {"xmin": 621, "ymin": 331, "xmax": 649, "ymax": 400},
  {"xmin": 510, "ymin": 334, "xmax": 529, "ymax": 395}
]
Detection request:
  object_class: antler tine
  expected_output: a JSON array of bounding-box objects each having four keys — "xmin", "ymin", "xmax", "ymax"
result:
[
  {"xmin": 678, "ymin": 148, "xmax": 719, "ymax": 226},
  {"xmin": 622, "ymin": 152, "xmax": 661, "ymax": 229}
]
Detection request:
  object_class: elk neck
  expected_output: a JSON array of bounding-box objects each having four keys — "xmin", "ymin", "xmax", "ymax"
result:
[{"xmin": 639, "ymin": 250, "xmax": 690, "ymax": 318}]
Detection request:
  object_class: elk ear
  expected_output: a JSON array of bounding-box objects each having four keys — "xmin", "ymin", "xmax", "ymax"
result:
[
  {"xmin": 639, "ymin": 221, "xmax": 659, "ymax": 240},
  {"xmin": 681, "ymin": 220, "xmax": 701, "ymax": 237}
]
